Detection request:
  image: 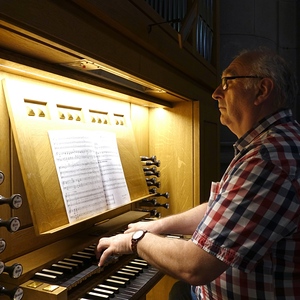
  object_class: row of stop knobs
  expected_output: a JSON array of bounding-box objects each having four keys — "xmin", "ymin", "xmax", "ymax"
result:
[
  {"xmin": 139, "ymin": 156, "xmax": 170, "ymax": 218},
  {"xmin": 0, "ymin": 170, "xmax": 24, "ymax": 300}
]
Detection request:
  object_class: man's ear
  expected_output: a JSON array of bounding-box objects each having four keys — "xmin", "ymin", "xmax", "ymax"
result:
[{"xmin": 254, "ymin": 78, "xmax": 274, "ymax": 105}]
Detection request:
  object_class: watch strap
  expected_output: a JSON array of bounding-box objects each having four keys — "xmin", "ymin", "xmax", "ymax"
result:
[{"xmin": 131, "ymin": 230, "xmax": 147, "ymax": 253}]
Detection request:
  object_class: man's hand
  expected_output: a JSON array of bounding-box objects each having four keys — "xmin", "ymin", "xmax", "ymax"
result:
[
  {"xmin": 125, "ymin": 221, "xmax": 159, "ymax": 234},
  {"xmin": 96, "ymin": 233, "xmax": 133, "ymax": 266}
]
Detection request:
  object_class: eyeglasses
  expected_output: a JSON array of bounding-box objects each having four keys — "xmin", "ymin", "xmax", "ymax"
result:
[{"xmin": 221, "ymin": 76, "xmax": 263, "ymax": 90}]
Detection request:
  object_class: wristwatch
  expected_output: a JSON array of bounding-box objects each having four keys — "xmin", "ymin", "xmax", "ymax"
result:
[{"xmin": 131, "ymin": 230, "xmax": 148, "ymax": 253}]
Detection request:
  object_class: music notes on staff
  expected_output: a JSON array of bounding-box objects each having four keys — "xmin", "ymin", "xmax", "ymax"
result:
[{"xmin": 48, "ymin": 130, "xmax": 130, "ymax": 223}]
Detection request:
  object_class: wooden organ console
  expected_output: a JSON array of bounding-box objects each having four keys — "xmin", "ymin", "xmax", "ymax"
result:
[{"xmin": 0, "ymin": 1, "xmax": 220, "ymax": 299}]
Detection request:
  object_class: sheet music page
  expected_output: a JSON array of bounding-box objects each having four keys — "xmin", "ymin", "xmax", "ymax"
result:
[
  {"xmin": 93, "ymin": 133, "xmax": 131, "ymax": 209},
  {"xmin": 48, "ymin": 130, "xmax": 130, "ymax": 223}
]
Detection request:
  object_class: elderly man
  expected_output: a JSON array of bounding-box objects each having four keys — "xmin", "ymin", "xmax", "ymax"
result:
[{"xmin": 96, "ymin": 48, "xmax": 300, "ymax": 299}]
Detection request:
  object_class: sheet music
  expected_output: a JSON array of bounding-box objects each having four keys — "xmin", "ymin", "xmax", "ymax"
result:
[
  {"xmin": 93, "ymin": 133, "xmax": 131, "ymax": 209},
  {"xmin": 48, "ymin": 130, "xmax": 130, "ymax": 223}
]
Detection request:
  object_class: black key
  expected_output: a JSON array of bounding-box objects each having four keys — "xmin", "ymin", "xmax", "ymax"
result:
[
  {"xmin": 57, "ymin": 260, "xmax": 78, "ymax": 271},
  {"xmin": 51, "ymin": 263, "xmax": 73, "ymax": 273},
  {"xmin": 78, "ymin": 251, "xmax": 94, "ymax": 258},
  {"xmin": 72, "ymin": 253, "xmax": 92, "ymax": 263},
  {"xmin": 64, "ymin": 257, "xmax": 84, "ymax": 267}
]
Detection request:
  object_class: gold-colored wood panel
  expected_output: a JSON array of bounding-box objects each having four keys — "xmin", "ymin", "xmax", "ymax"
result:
[
  {"xmin": 130, "ymin": 104, "xmax": 149, "ymax": 156},
  {"xmin": 2, "ymin": 73, "xmax": 149, "ymax": 234},
  {"xmin": 11, "ymin": 136, "xmax": 31, "ymax": 225},
  {"xmin": 0, "ymin": 75, "xmax": 11, "ymax": 215},
  {"xmin": 145, "ymin": 102, "xmax": 199, "ymax": 299},
  {"xmin": 146, "ymin": 275, "xmax": 177, "ymax": 300},
  {"xmin": 193, "ymin": 101, "xmax": 200, "ymax": 207},
  {"xmin": 149, "ymin": 102, "xmax": 194, "ymax": 216},
  {"xmin": 0, "ymin": 66, "xmax": 12, "ymax": 258},
  {"xmin": 0, "ymin": 24, "xmax": 79, "ymax": 64},
  {"xmin": 144, "ymin": 96, "xmax": 219, "ymax": 300}
]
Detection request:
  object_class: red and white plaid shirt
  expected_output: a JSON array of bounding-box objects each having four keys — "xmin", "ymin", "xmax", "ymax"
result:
[{"xmin": 192, "ymin": 109, "xmax": 300, "ymax": 299}]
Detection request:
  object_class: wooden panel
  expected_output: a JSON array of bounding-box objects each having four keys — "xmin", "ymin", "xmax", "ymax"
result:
[
  {"xmin": 71, "ymin": 0, "xmax": 218, "ymax": 88},
  {"xmin": 146, "ymin": 275, "xmax": 177, "ymax": 300},
  {"xmin": 130, "ymin": 104, "xmax": 149, "ymax": 157},
  {"xmin": 149, "ymin": 101, "xmax": 194, "ymax": 216},
  {"xmin": 145, "ymin": 94, "xmax": 219, "ymax": 300},
  {"xmin": 11, "ymin": 136, "xmax": 31, "ymax": 225},
  {"xmin": 2, "ymin": 74, "xmax": 149, "ymax": 234},
  {"xmin": 193, "ymin": 101, "xmax": 200, "ymax": 207},
  {"xmin": 0, "ymin": 0, "xmax": 218, "ymax": 102},
  {"xmin": 0, "ymin": 67, "xmax": 12, "ymax": 259}
]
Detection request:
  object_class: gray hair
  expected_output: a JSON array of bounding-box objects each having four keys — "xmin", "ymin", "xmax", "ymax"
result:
[{"xmin": 237, "ymin": 48, "xmax": 298, "ymax": 109}]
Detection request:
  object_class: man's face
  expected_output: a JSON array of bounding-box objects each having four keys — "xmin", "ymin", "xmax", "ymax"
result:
[{"xmin": 212, "ymin": 57, "xmax": 259, "ymax": 138}]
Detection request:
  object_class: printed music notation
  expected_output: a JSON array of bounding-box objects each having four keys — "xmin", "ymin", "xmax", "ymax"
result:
[{"xmin": 48, "ymin": 130, "xmax": 130, "ymax": 223}]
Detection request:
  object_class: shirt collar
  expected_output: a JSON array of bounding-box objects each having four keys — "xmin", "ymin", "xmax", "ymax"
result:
[{"xmin": 233, "ymin": 109, "xmax": 293, "ymax": 155}]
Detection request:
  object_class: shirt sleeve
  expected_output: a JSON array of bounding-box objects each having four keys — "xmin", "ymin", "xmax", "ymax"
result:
[{"xmin": 192, "ymin": 154, "xmax": 300, "ymax": 273}]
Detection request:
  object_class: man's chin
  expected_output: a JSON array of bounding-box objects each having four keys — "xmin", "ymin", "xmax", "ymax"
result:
[{"xmin": 219, "ymin": 115, "xmax": 227, "ymax": 126}]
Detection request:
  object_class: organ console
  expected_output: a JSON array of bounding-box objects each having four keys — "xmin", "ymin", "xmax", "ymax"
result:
[
  {"xmin": 0, "ymin": 1, "xmax": 220, "ymax": 299},
  {"xmin": 18, "ymin": 212, "xmax": 164, "ymax": 300}
]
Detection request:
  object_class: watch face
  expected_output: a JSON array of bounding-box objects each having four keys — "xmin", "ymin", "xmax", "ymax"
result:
[{"xmin": 132, "ymin": 230, "xmax": 145, "ymax": 240}]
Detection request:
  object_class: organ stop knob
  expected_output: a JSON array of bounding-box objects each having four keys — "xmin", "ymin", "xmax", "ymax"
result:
[
  {"xmin": 0, "ymin": 194, "xmax": 23, "ymax": 209},
  {"xmin": 0, "ymin": 285, "xmax": 23, "ymax": 300},
  {"xmin": 0, "ymin": 217, "xmax": 21, "ymax": 232},
  {"xmin": 0, "ymin": 261, "xmax": 23, "ymax": 279},
  {"xmin": 0, "ymin": 239, "xmax": 6, "ymax": 254}
]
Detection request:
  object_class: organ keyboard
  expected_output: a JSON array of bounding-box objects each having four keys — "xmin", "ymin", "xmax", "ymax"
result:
[
  {"xmin": 76, "ymin": 258, "xmax": 161, "ymax": 300},
  {"xmin": 23, "ymin": 254, "xmax": 161, "ymax": 300},
  {"xmin": 14, "ymin": 211, "xmax": 163, "ymax": 300}
]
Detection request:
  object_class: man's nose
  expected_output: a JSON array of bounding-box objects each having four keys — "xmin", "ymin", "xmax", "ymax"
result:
[{"xmin": 212, "ymin": 84, "xmax": 223, "ymax": 101}]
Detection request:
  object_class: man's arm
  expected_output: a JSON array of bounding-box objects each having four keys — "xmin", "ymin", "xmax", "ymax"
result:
[
  {"xmin": 125, "ymin": 202, "xmax": 208, "ymax": 235},
  {"xmin": 136, "ymin": 233, "xmax": 229, "ymax": 285},
  {"xmin": 96, "ymin": 202, "xmax": 229, "ymax": 285},
  {"xmin": 96, "ymin": 227, "xmax": 228, "ymax": 285}
]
